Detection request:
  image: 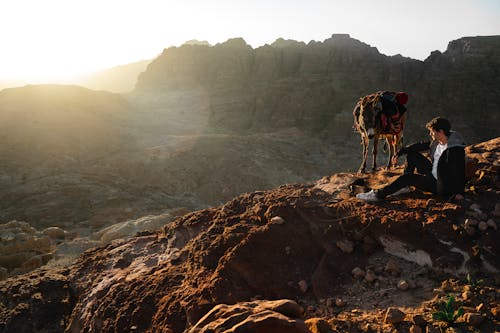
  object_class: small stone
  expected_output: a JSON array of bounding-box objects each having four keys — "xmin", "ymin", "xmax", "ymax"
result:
[
  {"xmin": 464, "ymin": 218, "xmax": 478, "ymax": 227},
  {"xmin": 462, "ymin": 290, "xmax": 472, "ymax": 300},
  {"xmin": 335, "ymin": 298, "xmax": 345, "ymax": 307},
  {"xmin": 475, "ymin": 303, "xmax": 484, "ymax": 312},
  {"xmin": 397, "ymin": 280, "xmax": 409, "ymax": 291},
  {"xmin": 441, "ymin": 279, "xmax": 454, "ymax": 292},
  {"xmin": 426, "ymin": 198, "xmax": 437, "ymax": 207},
  {"xmin": 445, "ymin": 327, "xmax": 462, "ymax": 333},
  {"xmin": 486, "ymin": 219, "xmax": 497, "ymax": 230},
  {"xmin": 385, "ymin": 259, "xmax": 401, "ymax": 276},
  {"xmin": 352, "ymin": 267, "xmax": 366, "ymax": 279},
  {"xmin": 469, "ymin": 203, "xmax": 481, "ymax": 212},
  {"xmin": 478, "ymin": 221, "xmax": 488, "ymax": 232},
  {"xmin": 336, "ymin": 239, "xmax": 354, "ymax": 253},
  {"xmin": 42, "ymin": 226, "xmax": 67, "ymax": 239},
  {"xmin": 463, "ymin": 312, "xmax": 483, "ymax": 327},
  {"xmin": 298, "ymin": 280, "xmax": 308, "ymax": 293},
  {"xmin": 305, "ymin": 318, "xmax": 331, "ymax": 333},
  {"xmin": 433, "ymin": 288, "xmax": 445, "ymax": 297},
  {"xmin": 490, "ymin": 306, "xmax": 500, "ymax": 319},
  {"xmin": 464, "ymin": 226, "xmax": 475, "ymax": 236},
  {"xmin": 384, "ymin": 307, "xmax": 406, "ymax": 324},
  {"xmin": 410, "ymin": 325, "xmax": 423, "ymax": 333},
  {"xmin": 411, "ymin": 314, "xmax": 426, "ymax": 326},
  {"xmin": 365, "ymin": 269, "xmax": 377, "ymax": 282},
  {"xmin": 270, "ymin": 216, "xmax": 285, "ymax": 224}
]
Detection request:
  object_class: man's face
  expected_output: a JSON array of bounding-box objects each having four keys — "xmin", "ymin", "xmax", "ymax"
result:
[{"xmin": 429, "ymin": 128, "xmax": 446, "ymax": 143}]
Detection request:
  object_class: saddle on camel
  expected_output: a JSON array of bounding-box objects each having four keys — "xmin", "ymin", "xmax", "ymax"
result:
[{"xmin": 353, "ymin": 91, "xmax": 408, "ymax": 173}]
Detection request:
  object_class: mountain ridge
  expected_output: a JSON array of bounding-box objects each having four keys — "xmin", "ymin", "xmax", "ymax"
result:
[{"xmin": 135, "ymin": 34, "xmax": 500, "ymax": 143}]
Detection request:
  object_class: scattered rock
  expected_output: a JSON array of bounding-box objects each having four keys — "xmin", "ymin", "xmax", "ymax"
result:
[
  {"xmin": 352, "ymin": 267, "xmax": 366, "ymax": 279},
  {"xmin": 42, "ymin": 227, "xmax": 68, "ymax": 239},
  {"xmin": 0, "ymin": 220, "xmax": 55, "ymax": 275},
  {"xmin": 486, "ymin": 219, "xmax": 497, "ymax": 230},
  {"xmin": 411, "ymin": 314, "xmax": 426, "ymax": 326},
  {"xmin": 397, "ymin": 280, "xmax": 409, "ymax": 291},
  {"xmin": 463, "ymin": 312, "xmax": 483, "ymax": 327},
  {"xmin": 384, "ymin": 307, "xmax": 406, "ymax": 324},
  {"xmin": 189, "ymin": 299, "xmax": 309, "ymax": 333},
  {"xmin": 364, "ymin": 269, "xmax": 377, "ymax": 282},
  {"xmin": 445, "ymin": 327, "xmax": 462, "ymax": 333},
  {"xmin": 336, "ymin": 239, "xmax": 354, "ymax": 253},
  {"xmin": 93, "ymin": 213, "xmax": 173, "ymax": 242},
  {"xmin": 305, "ymin": 317, "xmax": 331, "ymax": 333},
  {"xmin": 440, "ymin": 280, "xmax": 455, "ymax": 292},
  {"xmin": 462, "ymin": 290, "xmax": 472, "ymax": 300},
  {"xmin": 385, "ymin": 259, "xmax": 401, "ymax": 276},
  {"xmin": 464, "ymin": 218, "xmax": 478, "ymax": 227},
  {"xmin": 478, "ymin": 221, "xmax": 488, "ymax": 232},
  {"xmin": 490, "ymin": 306, "xmax": 500, "ymax": 320},
  {"xmin": 492, "ymin": 203, "xmax": 500, "ymax": 217},
  {"xmin": 270, "ymin": 216, "xmax": 285, "ymax": 225},
  {"xmin": 469, "ymin": 203, "xmax": 481, "ymax": 212},
  {"xmin": 464, "ymin": 226, "xmax": 476, "ymax": 236},
  {"xmin": 298, "ymin": 280, "xmax": 308, "ymax": 293},
  {"xmin": 335, "ymin": 298, "xmax": 346, "ymax": 307},
  {"xmin": 410, "ymin": 325, "xmax": 423, "ymax": 333}
]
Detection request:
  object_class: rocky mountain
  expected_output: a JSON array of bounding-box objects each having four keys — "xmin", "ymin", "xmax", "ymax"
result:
[
  {"xmin": 76, "ymin": 59, "xmax": 151, "ymax": 93},
  {"xmin": 1, "ymin": 34, "xmax": 499, "ymax": 283},
  {"xmin": 0, "ymin": 85, "xmax": 139, "ymax": 227},
  {"xmin": 0, "ymin": 137, "xmax": 498, "ymax": 333},
  {"xmin": 135, "ymin": 34, "xmax": 500, "ymax": 143}
]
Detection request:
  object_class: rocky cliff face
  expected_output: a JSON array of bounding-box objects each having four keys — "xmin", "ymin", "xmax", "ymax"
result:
[{"xmin": 135, "ymin": 34, "xmax": 500, "ymax": 143}]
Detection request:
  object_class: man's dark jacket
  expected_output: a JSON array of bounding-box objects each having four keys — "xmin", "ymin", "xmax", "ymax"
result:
[{"xmin": 399, "ymin": 131, "xmax": 466, "ymax": 196}]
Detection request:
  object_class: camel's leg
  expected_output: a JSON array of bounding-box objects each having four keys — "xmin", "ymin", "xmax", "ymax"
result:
[
  {"xmin": 358, "ymin": 134, "xmax": 369, "ymax": 173},
  {"xmin": 372, "ymin": 136, "xmax": 379, "ymax": 171},
  {"xmin": 386, "ymin": 136, "xmax": 396, "ymax": 169}
]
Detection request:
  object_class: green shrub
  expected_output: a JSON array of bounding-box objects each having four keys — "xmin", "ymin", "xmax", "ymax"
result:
[{"xmin": 432, "ymin": 295, "xmax": 464, "ymax": 324}]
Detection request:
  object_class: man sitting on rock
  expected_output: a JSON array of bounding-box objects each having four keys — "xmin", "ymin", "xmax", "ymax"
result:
[{"xmin": 356, "ymin": 117, "xmax": 466, "ymax": 201}]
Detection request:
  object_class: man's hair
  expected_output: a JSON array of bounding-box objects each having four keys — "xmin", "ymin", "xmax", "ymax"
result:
[{"xmin": 426, "ymin": 117, "xmax": 451, "ymax": 137}]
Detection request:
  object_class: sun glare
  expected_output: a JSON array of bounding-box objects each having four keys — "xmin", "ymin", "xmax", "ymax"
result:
[{"xmin": 1, "ymin": 0, "xmax": 499, "ymax": 83}]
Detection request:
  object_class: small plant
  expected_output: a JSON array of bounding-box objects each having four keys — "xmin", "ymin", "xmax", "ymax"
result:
[
  {"xmin": 466, "ymin": 273, "xmax": 483, "ymax": 288},
  {"xmin": 432, "ymin": 295, "xmax": 464, "ymax": 324}
]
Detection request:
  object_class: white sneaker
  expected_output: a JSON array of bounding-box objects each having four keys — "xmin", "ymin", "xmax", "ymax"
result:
[
  {"xmin": 356, "ymin": 190, "xmax": 379, "ymax": 201},
  {"xmin": 390, "ymin": 186, "xmax": 412, "ymax": 197}
]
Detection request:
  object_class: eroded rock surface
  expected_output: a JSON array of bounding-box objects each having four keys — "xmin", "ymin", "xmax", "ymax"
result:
[{"xmin": 0, "ymin": 138, "xmax": 498, "ymax": 333}]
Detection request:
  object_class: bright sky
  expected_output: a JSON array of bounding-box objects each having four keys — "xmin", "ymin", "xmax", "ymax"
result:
[{"xmin": 1, "ymin": 0, "xmax": 499, "ymax": 81}]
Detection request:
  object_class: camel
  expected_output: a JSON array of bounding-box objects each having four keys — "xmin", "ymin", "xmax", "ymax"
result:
[{"xmin": 353, "ymin": 92, "xmax": 407, "ymax": 173}]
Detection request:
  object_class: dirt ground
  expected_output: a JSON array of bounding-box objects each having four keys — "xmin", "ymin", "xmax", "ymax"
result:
[{"xmin": 0, "ymin": 138, "xmax": 499, "ymax": 333}]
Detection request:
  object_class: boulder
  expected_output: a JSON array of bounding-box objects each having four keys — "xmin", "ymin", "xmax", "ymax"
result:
[{"xmin": 188, "ymin": 299, "xmax": 309, "ymax": 333}]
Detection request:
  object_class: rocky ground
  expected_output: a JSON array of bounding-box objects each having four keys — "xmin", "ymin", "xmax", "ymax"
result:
[{"xmin": 0, "ymin": 137, "xmax": 498, "ymax": 332}]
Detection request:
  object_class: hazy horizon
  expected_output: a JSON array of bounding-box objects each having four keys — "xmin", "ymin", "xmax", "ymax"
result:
[{"xmin": 1, "ymin": 0, "xmax": 499, "ymax": 83}]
